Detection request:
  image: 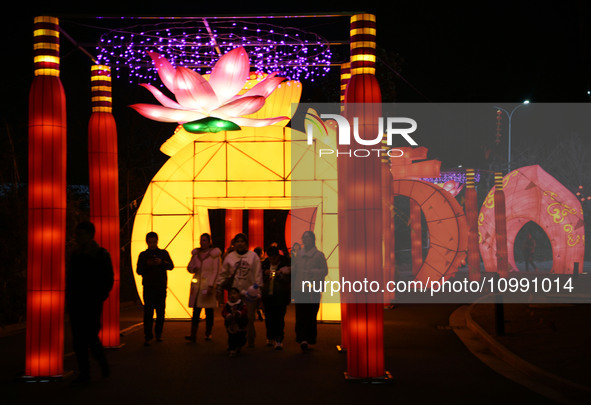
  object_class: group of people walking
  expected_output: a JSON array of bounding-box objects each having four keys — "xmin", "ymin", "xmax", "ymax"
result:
[
  {"xmin": 136, "ymin": 230, "xmax": 328, "ymax": 357},
  {"xmin": 65, "ymin": 221, "xmax": 328, "ymax": 383}
]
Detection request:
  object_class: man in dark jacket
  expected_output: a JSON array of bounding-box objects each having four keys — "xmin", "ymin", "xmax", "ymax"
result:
[
  {"xmin": 261, "ymin": 245, "xmax": 291, "ymax": 350},
  {"xmin": 66, "ymin": 221, "xmax": 114, "ymax": 383},
  {"xmin": 136, "ymin": 231, "xmax": 174, "ymax": 345}
]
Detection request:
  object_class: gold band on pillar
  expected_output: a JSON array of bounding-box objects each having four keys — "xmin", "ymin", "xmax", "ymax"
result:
[
  {"xmin": 91, "ymin": 65, "xmax": 113, "ymax": 113},
  {"xmin": 495, "ymin": 172, "xmax": 503, "ymax": 190},
  {"xmin": 466, "ymin": 168, "xmax": 475, "ymax": 189},
  {"xmin": 33, "ymin": 16, "xmax": 60, "ymax": 77},
  {"xmin": 350, "ymin": 14, "xmax": 377, "ymax": 76}
]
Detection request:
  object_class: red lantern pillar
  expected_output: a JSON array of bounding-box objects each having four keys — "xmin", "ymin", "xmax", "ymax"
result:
[
  {"xmin": 340, "ymin": 62, "xmax": 351, "ymax": 108},
  {"xmin": 494, "ymin": 172, "xmax": 509, "ymax": 278},
  {"xmin": 225, "ymin": 209, "xmax": 243, "ymax": 249},
  {"xmin": 26, "ymin": 16, "xmax": 67, "ymax": 378},
  {"xmin": 248, "ymin": 209, "xmax": 264, "ymax": 251},
  {"xmin": 410, "ymin": 200, "xmax": 422, "ymax": 275},
  {"xmin": 88, "ymin": 65, "xmax": 120, "ymax": 347},
  {"xmin": 465, "ymin": 169, "xmax": 481, "ymax": 281},
  {"xmin": 340, "ymin": 13, "xmax": 387, "ymax": 381}
]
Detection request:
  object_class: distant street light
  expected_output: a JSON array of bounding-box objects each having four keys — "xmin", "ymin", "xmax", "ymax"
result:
[{"xmin": 494, "ymin": 100, "xmax": 529, "ymax": 173}]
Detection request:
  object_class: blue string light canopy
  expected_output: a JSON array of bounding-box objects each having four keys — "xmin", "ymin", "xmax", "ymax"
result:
[{"xmin": 96, "ymin": 17, "xmax": 334, "ymax": 83}]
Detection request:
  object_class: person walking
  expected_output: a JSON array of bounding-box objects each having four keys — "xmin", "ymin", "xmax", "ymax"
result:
[
  {"xmin": 218, "ymin": 233, "xmax": 262, "ymax": 347},
  {"xmin": 185, "ymin": 233, "xmax": 221, "ymax": 342},
  {"xmin": 66, "ymin": 221, "xmax": 114, "ymax": 383},
  {"xmin": 261, "ymin": 245, "xmax": 291, "ymax": 350},
  {"xmin": 136, "ymin": 232, "xmax": 174, "ymax": 345},
  {"xmin": 293, "ymin": 231, "xmax": 328, "ymax": 351},
  {"xmin": 222, "ymin": 287, "xmax": 249, "ymax": 357}
]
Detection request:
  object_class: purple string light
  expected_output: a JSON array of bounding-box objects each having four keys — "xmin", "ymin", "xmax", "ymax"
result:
[
  {"xmin": 96, "ymin": 19, "xmax": 333, "ymax": 83},
  {"xmin": 421, "ymin": 170, "xmax": 481, "ymax": 185}
]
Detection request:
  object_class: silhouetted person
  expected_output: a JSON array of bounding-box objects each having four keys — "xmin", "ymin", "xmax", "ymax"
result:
[
  {"xmin": 293, "ymin": 231, "xmax": 328, "ymax": 351},
  {"xmin": 222, "ymin": 287, "xmax": 249, "ymax": 357},
  {"xmin": 522, "ymin": 232, "xmax": 537, "ymax": 272},
  {"xmin": 137, "ymin": 232, "xmax": 174, "ymax": 345},
  {"xmin": 66, "ymin": 221, "xmax": 114, "ymax": 383},
  {"xmin": 261, "ymin": 245, "xmax": 291, "ymax": 349},
  {"xmin": 186, "ymin": 233, "xmax": 221, "ymax": 342}
]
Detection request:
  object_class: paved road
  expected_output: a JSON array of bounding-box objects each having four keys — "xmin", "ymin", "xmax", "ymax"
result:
[{"xmin": 1, "ymin": 303, "xmax": 558, "ymax": 405}]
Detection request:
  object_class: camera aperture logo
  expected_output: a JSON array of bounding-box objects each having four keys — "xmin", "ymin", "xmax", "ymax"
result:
[{"xmin": 306, "ymin": 113, "xmax": 418, "ymax": 158}]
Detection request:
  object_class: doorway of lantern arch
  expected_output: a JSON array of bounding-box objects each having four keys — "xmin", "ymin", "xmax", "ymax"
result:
[{"xmin": 129, "ymin": 49, "xmax": 340, "ymax": 319}]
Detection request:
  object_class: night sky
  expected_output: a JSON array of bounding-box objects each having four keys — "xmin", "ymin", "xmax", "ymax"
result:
[{"xmin": 2, "ymin": 1, "xmax": 590, "ymax": 184}]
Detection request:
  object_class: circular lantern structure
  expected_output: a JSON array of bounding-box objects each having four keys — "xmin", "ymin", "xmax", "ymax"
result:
[{"xmin": 96, "ymin": 18, "xmax": 333, "ymax": 83}]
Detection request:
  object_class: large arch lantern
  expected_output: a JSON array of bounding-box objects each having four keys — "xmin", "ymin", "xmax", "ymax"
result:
[{"xmin": 479, "ymin": 165, "xmax": 585, "ymax": 274}]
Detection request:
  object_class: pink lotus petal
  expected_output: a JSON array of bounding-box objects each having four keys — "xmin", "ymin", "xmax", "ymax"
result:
[
  {"xmin": 208, "ymin": 47, "xmax": 250, "ymax": 105},
  {"xmin": 139, "ymin": 83, "xmax": 183, "ymax": 109},
  {"xmin": 148, "ymin": 52, "xmax": 177, "ymax": 92},
  {"xmin": 242, "ymin": 72, "xmax": 285, "ymax": 98},
  {"xmin": 211, "ymin": 96, "xmax": 266, "ymax": 117},
  {"xmin": 231, "ymin": 116, "xmax": 290, "ymax": 127},
  {"xmin": 174, "ymin": 66, "xmax": 218, "ymax": 111},
  {"xmin": 130, "ymin": 103, "xmax": 206, "ymax": 123}
]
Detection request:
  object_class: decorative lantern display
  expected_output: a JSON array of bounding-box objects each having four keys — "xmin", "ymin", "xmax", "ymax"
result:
[
  {"xmin": 284, "ymin": 207, "xmax": 317, "ymax": 251},
  {"xmin": 130, "ymin": 48, "xmax": 340, "ymax": 320},
  {"xmin": 410, "ymin": 200, "xmax": 422, "ymax": 276},
  {"xmin": 26, "ymin": 16, "xmax": 67, "ymax": 378},
  {"xmin": 340, "ymin": 13, "xmax": 386, "ymax": 381},
  {"xmin": 338, "ymin": 62, "xmax": 352, "ymax": 352},
  {"xmin": 340, "ymin": 62, "xmax": 351, "ymax": 108},
  {"xmin": 479, "ymin": 165, "xmax": 585, "ymax": 274},
  {"xmin": 389, "ymin": 146, "xmax": 441, "ymax": 277},
  {"xmin": 464, "ymin": 169, "xmax": 481, "ymax": 281},
  {"xmin": 248, "ymin": 210, "xmax": 264, "ymax": 251},
  {"xmin": 225, "ymin": 210, "xmax": 243, "ymax": 249},
  {"xmin": 381, "ymin": 141, "xmax": 396, "ymax": 303},
  {"xmin": 390, "ymin": 146, "xmax": 441, "ymax": 179},
  {"xmin": 391, "ymin": 179, "xmax": 468, "ymax": 285},
  {"xmin": 88, "ymin": 64, "xmax": 121, "ymax": 347},
  {"xmin": 493, "ymin": 172, "xmax": 509, "ymax": 278}
]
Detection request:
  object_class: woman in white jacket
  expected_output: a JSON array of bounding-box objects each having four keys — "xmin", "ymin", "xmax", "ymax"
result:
[{"xmin": 185, "ymin": 233, "xmax": 221, "ymax": 342}]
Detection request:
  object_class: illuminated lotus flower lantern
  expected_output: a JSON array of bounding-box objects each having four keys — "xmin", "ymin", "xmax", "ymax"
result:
[
  {"xmin": 440, "ymin": 180, "xmax": 464, "ymax": 197},
  {"xmin": 130, "ymin": 47, "xmax": 289, "ymax": 131},
  {"xmin": 130, "ymin": 47, "xmax": 340, "ymax": 319}
]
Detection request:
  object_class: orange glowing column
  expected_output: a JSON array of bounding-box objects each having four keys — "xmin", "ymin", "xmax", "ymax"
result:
[
  {"xmin": 494, "ymin": 172, "xmax": 509, "ymax": 278},
  {"xmin": 248, "ymin": 209, "xmax": 264, "ymax": 251},
  {"xmin": 465, "ymin": 169, "xmax": 481, "ymax": 281},
  {"xmin": 26, "ymin": 16, "xmax": 66, "ymax": 378},
  {"xmin": 225, "ymin": 209, "xmax": 243, "ymax": 249},
  {"xmin": 88, "ymin": 65, "xmax": 120, "ymax": 347},
  {"xmin": 340, "ymin": 13, "xmax": 386, "ymax": 380},
  {"xmin": 340, "ymin": 62, "xmax": 351, "ymax": 108}
]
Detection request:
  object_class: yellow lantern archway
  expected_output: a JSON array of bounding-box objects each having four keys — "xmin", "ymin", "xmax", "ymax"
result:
[{"xmin": 131, "ymin": 79, "xmax": 340, "ymax": 320}]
